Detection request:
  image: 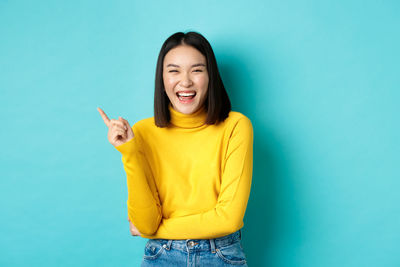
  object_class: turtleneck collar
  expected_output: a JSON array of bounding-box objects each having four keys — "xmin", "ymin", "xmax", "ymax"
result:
[{"xmin": 168, "ymin": 103, "xmax": 207, "ymax": 128}]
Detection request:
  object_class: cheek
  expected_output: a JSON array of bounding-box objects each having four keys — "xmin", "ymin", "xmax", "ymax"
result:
[
  {"xmin": 195, "ymin": 75, "xmax": 209, "ymax": 90},
  {"xmin": 163, "ymin": 76, "xmax": 175, "ymax": 91}
]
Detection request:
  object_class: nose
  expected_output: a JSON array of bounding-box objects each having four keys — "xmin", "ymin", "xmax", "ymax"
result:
[{"xmin": 180, "ymin": 73, "xmax": 193, "ymax": 87}]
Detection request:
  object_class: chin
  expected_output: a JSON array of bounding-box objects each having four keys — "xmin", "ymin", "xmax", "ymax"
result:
[{"xmin": 175, "ymin": 103, "xmax": 198, "ymax": 114}]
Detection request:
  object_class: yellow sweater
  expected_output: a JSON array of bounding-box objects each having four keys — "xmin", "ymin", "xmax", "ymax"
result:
[{"xmin": 115, "ymin": 103, "xmax": 253, "ymax": 239}]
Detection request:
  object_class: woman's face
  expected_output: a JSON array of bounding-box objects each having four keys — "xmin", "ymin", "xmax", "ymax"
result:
[{"xmin": 163, "ymin": 45, "xmax": 209, "ymax": 115}]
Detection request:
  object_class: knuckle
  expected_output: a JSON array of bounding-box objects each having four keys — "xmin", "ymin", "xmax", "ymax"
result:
[
  {"xmin": 112, "ymin": 120, "xmax": 123, "ymax": 126},
  {"xmin": 110, "ymin": 124, "xmax": 123, "ymax": 131}
]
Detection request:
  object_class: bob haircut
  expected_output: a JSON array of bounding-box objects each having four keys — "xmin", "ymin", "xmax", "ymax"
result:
[{"xmin": 154, "ymin": 31, "xmax": 231, "ymax": 127}]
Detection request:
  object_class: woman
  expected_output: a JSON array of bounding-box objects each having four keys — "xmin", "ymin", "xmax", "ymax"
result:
[{"xmin": 98, "ymin": 31, "xmax": 253, "ymax": 266}]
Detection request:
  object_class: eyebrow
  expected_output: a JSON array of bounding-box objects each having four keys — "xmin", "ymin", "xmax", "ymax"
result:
[{"xmin": 166, "ymin": 63, "xmax": 206, "ymax": 68}]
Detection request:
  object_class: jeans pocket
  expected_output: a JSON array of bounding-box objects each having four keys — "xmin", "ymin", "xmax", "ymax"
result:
[
  {"xmin": 215, "ymin": 241, "xmax": 247, "ymax": 265},
  {"xmin": 143, "ymin": 240, "xmax": 165, "ymax": 260}
]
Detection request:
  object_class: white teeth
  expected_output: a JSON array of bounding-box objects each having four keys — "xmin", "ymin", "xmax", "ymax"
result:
[{"xmin": 177, "ymin": 92, "xmax": 196, "ymax": 97}]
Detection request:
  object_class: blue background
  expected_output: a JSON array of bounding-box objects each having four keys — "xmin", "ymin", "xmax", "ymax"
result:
[{"xmin": 1, "ymin": 1, "xmax": 399, "ymax": 266}]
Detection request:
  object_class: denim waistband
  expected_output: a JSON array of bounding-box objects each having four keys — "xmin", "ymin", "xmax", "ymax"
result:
[{"xmin": 147, "ymin": 229, "xmax": 242, "ymax": 252}]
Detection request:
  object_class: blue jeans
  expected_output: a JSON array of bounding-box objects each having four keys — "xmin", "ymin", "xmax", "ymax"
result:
[{"xmin": 140, "ymin": 229, "xmax": 248, "ymax": 266}]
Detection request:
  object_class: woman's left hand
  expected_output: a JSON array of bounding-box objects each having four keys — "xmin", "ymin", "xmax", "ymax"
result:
[{"xmin": 128, "ymin": 216, "xmax": 142, "ymax": 236}]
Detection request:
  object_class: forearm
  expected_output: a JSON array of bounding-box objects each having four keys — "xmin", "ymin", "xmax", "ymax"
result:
[
  {"xmin": 140, "ymin": 170, "xmax": 252, "ymax": 239},
  {"xmin": 116, "ymin": 138, "xmax": 162, "ymax": 235}
]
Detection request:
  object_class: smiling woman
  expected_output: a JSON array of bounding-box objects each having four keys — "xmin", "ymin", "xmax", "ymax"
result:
[
  {"xmin": 98, "ymin": 31, "xmax": 253, "ymax": 266},
  {"xmin": 154, "ymin": 32, "xmax": 231, "ymax": 128},
  {"xmin": 162, "ymin": 45, "xmax": 209, "ymax": 114}
]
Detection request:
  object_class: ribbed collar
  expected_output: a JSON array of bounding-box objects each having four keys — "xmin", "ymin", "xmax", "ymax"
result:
[{"xmin": 169, "ymin": 103, "xmax": 207, "ymax": 128}]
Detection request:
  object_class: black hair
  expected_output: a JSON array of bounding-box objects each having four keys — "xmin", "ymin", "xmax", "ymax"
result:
[{"xmin": 154, "ymin": 31, "xmax": 231, "ymax": 127}]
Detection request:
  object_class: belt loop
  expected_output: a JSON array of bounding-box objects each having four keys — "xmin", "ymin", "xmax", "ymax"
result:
[
  {"xmin": 209, "ymin": 238, "xmax": 216, "ymax": 253},
  {"xmin": 239, "ymin": 229, "xmax": 242, "ymax": 240}
]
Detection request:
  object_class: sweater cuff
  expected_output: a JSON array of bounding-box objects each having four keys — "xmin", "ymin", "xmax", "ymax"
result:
[{"xmin": 114, "ymin": 137, "xmax": 140, "ymax": 159}]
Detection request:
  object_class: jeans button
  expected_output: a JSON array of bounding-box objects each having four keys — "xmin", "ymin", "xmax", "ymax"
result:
[{"xmin": 188, "ymin": 241, "xmax": 194, "ymax": 247}]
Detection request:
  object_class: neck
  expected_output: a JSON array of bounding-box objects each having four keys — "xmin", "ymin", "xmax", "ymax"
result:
[{"xmin": 168, "ymin": 103, "xmax": 207, "ymax": 128}]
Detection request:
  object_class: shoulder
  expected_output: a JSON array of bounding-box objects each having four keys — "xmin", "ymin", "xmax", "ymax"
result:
[
  {"xmin": 132, "ymin": 117, "xmax": 154, "ymax": 129},
  {"xmin": 219, "ymin": 111, "xmax": 253, "ymax": 143},
  {"xmin": 130, "ymin": 117, "xmax": 155, "ymax": 137},
  {"xmin": 221, "ymin": 111, "xmax": 253, "ymax": 149},
  {"xmin": 224, "ymin": 111, "xmax": 253, "ymax": 131}
]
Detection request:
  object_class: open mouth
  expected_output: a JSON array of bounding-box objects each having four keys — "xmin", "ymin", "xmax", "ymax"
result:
[{"xmin": 176, "ymin": 91, "xmax": 196, "ymax": 103}]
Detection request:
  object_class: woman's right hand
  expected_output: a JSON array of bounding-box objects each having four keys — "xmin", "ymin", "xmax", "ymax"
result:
[
  {"xmin": 97, "ymin": 107, "xmax": 134, "ymax": 147},
  {"xmin": 128, "ymin": 216, "xmax": 142, "ymax": 236}
]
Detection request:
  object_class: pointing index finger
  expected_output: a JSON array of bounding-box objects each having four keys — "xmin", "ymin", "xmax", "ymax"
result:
[{"xmin": 97, "ymin": 107, "xmax": 110, "ymax": 127}]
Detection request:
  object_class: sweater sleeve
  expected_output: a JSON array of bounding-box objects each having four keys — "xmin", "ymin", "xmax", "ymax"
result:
[
  {"xmin": 141, "ymin": 117, "xmax": 254, "ymax": 239},
  {"xmin": 114, "ymin": 124, "xmax": 162, "ymax": 236}
]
